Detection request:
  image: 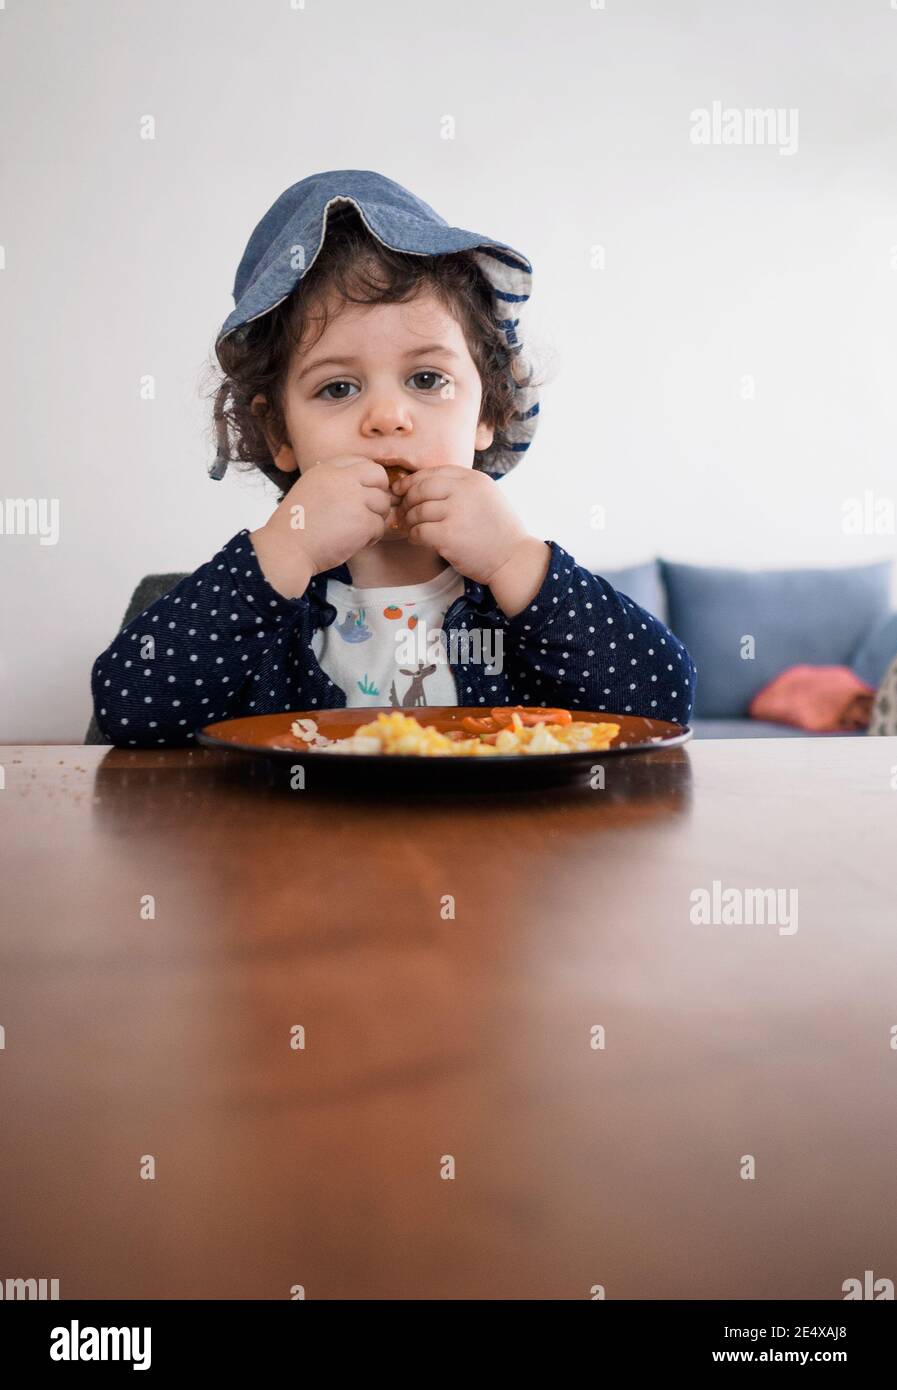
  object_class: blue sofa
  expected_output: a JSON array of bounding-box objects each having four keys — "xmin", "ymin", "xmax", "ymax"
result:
[{"xmin": 601, "ymin": 558, "xmax": 897, "ymax": 738}]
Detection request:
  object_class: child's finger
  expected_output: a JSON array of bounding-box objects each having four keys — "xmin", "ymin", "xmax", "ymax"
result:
[
  {"xmin": 351, "ymin": 458, "xmax": 393, "ymax": 489},
  {"xmin": 391, "ymin": 463, "xmax": 455, "ymax": 492},
  {"xmin": 364, "ymin": 487, "xmax": 393, "ymax": 517},
  {"xmin": 394, "ymin": 469, "xmax": 453, "ymax": 501},
  {"xmin": 406, "ymin": 520, "xmax": 443, "ymax": 548},
  {"xmin": 401, "ymin": 500, "xmax": 449, "ymax": 528}
]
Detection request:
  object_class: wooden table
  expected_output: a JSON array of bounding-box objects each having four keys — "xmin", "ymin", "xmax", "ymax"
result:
[{"xmin": 1, "ymin": 737, "xmax": 895, "ymax": 1300}]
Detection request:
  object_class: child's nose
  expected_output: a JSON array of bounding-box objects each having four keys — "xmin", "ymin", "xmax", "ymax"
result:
[{"xmin": 363, "ymin": 396, "xmax": 414, "ymax": 435}]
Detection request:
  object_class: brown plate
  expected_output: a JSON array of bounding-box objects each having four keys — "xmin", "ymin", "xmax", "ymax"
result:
[{"xmin": 196, "ymin": 707, "xmax": 692, "ymax": 792}]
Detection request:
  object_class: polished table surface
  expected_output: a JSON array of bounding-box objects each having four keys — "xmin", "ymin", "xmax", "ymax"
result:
[{"xmin": 1, "ymin": 737, "xmax": 896, "ymax": 1300}]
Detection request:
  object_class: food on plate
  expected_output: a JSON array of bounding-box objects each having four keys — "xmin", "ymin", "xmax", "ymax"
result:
[
  {"xmin": 289, "ymin": 709, "xmax": 619, "ymax": 757},
  {"xmin": 289, "ymin": 717, "xmax": 334, "ymax": 749},
  {"xmin": 461, "ymin": 706, "xmax": 573, "ymax": 734}
]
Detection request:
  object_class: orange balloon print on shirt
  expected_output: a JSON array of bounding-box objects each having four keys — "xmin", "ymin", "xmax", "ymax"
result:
[{"xmin": 383, "ymin": 605, "xmax": 403, "ymax": 620}]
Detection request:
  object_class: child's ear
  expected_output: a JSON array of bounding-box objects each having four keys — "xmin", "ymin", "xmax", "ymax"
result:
[
  {"xmin": 250, "ymin": 393, "xmax": 300, "ymax": 474},
  {"xmin": 474, "ymin": 418, "xmax": 495, "ymax": 454}
]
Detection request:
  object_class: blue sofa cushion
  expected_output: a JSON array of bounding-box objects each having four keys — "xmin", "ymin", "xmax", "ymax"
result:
[
  {"xmin": 691, "ymin": 718, "xmax": 866, "ymax": 739},
  {"xmin": 598, "ymin": 560, "xmax": 667, "ymax": 624},
  {"xmin": 660, "ymin": 559, "xmax": 893, "ymax": 718},
  {"xmin": 850, "ymin": 611, "xmax": 897, "ymax": 690}
]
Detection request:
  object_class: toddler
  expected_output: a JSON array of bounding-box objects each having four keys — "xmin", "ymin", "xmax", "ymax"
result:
[{"xmin": 90, "ymin": 170, "xmax": 697, "ymax": 744}]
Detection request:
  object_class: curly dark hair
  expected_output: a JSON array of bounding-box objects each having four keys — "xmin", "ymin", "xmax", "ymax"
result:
[{"xmin": 203, "ymin": 202, "xmax": 537, "ymax": 501}]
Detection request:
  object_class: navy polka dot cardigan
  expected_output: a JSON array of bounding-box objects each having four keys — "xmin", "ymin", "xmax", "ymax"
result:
[{"xmin": 90, "ymin": 529, "xmax": 697, "ymax": 746}]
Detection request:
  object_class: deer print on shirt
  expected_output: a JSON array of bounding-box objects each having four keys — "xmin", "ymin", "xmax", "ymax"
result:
[{"xmin": 399, "ymin": 660, "xmax": 437, "ymax": 707}]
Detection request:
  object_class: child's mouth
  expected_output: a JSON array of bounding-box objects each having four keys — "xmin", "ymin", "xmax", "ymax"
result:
[{"xmin": 381, "ymin": 456, "xmax": 412, "ymax": 478}]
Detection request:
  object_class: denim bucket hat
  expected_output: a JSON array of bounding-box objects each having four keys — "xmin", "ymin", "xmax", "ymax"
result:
[{"xmin": 210, "ymin": 169, "xmax": 539, "ymax": 482}]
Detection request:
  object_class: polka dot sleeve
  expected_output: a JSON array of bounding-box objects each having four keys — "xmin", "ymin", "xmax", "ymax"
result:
[
  {"xmin": 90, "ymin": 529, "xmax": 310, "ymax": 747},
  {"xmin": 500, "ymin": 541, "xmax": 698, "ymax": 723}
]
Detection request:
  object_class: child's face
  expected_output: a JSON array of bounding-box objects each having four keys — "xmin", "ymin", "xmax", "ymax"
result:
[{"xmin": 257, "ymin": 289, "xmax": 495, "ymax": 502}]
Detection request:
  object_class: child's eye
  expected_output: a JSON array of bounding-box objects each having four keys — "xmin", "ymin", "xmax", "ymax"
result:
[
  {"xmin": 409, "ymin": 370, "xmax": 451, "ymax": 393},
  {"xmin": 317, "ymin": 380, "xmax": 358, "ymax": 402}
]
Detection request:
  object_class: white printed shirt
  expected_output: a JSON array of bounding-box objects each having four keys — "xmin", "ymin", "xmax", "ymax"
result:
[{"xmin": 310, "ymin": 564, "xmax": 466, "ymax": 708}]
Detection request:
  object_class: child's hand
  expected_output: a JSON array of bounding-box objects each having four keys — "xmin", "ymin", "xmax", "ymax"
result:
[
  {"xmin": 392, "ymin": 465, "xmax": 529, "ymax": 585},
  {"xmin": 250, "ymin": 456, "xmax": 392, "ymax": 597}
]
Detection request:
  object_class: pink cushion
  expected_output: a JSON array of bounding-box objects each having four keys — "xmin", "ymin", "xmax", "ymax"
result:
[{"xmin": 749, "ymin": 665, "xmax": 876, "ymax": 732}]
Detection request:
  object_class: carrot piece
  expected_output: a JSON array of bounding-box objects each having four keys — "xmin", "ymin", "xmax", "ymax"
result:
[
  {"xmin": 490, "ymin": 706, "xmax": 572, "ymax": 727},
  {"xmin": 461, "ymin": 716, "xmax": 498, "ymax": 734},
  {"xmin": 531, "ymin": 707, "xmax": 572, "ymax": 725}
]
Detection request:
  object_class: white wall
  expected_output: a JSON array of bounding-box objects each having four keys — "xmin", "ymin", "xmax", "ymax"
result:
[{"xmin": 2, "ymin": 0, "xmax": 896, "ymax": 742}]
